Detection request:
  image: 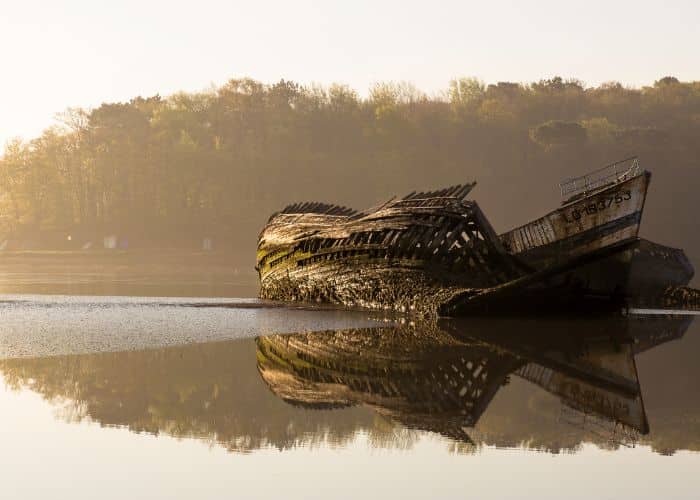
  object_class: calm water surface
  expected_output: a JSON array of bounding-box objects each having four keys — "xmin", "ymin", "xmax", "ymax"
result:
[{"xmin": 0, "ymin": 269, "xmax": 698, "ymax": 499}]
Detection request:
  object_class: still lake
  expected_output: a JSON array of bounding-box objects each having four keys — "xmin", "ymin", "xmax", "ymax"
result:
[{"xmin": 0, "ymin": 256, "xmax": 698, "ymax": 499}]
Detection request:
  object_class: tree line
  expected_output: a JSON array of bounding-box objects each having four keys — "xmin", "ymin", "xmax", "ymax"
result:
[{"xmin": 1, "ymin": 76, "xmax": 699, "ymax": 253}]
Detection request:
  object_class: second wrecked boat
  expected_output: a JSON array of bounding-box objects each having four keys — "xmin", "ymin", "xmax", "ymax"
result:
[{"xmin": 256, "ymin": 157, "xmax": 695, "ymax": 316}]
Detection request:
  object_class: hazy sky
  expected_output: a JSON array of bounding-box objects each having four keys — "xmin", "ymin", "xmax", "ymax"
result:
[{"xmin": 1, "ymin": 0, "xmax": 698, "ymax": 146}]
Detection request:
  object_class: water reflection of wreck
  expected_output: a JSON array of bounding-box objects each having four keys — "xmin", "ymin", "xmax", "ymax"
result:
[
  {"xmin": 257, "ymin": 158, "xmax": 696, "ymax": 315},
  {"xmin": 258, "ymin": 326, "xmax": 520, "ymax": 443},
  {"xmin": 0, "ymin": 316, "xmax": 696, "ymax": 454},
  {"xmin": 257, "ymin": 316, "xmax": 695, "ymax": 443}
]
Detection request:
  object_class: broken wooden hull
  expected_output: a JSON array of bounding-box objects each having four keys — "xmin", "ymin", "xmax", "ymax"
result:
[
  {"xmin": 256, "ymin": 165, "xmax": 694, "ymax": 316},
  {"xmin": 256, "ymin": 185, "xmax": 524, "ymax": 316}
]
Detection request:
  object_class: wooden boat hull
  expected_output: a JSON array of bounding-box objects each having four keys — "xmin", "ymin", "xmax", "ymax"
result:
[
  {"xmin": 499, "ymin": 171, "xmax": 693, "ymax": 301},
  {"xmin": 257, "ymin": 167, "xmax": 695, "ymax": 316},
  {"xmin": 500, "ymin": 172, "xmax": 651, "ymax": 268},
  {"xmin": 557, "ymin": 238, "xmax": 694, "ymax": 301},
  {"xmin": 257, "ymin": 185, "xmax": 523, "ymax": 316}
]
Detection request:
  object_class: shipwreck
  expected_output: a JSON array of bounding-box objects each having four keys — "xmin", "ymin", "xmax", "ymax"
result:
[{"xmin": 256, "ymin": 157, "xmax": 697, "ymax": 316}]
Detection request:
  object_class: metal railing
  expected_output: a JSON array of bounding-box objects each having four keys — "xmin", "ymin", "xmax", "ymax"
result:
[{"xmin": 559, "ymin": 157, "xmax": 640, "ymax": 198}]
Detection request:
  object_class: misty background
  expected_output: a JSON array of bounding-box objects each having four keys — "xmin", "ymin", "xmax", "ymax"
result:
[
  {"xmin": 1, "ymin": 1, "xmax": 698, "ymax": 286},
  {"xmin": 1, "ymin": 77, "xmax": 698, "ymax": 266}
]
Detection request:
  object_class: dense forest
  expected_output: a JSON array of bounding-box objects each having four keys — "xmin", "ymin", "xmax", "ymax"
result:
[{"xmin": 1, "ymin": 76, "xmax": 699, "ymax": 263}]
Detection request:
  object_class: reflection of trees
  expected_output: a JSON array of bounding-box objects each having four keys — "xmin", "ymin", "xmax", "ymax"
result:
[
  {"xmin": 0, "ymin": 316, "xmax": 697, "ymax": 455},
  {"xmin": 0, "ymin": 340, "xmax": 378, "ymax": 453}
]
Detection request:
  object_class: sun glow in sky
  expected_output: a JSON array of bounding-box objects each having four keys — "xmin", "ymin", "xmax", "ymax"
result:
[{"xmin": 1, "ymin": 0, "xmax": 698, "ymax": 146}]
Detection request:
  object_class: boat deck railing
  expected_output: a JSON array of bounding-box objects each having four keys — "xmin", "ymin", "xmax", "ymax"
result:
[{"xmin": 559, "ymin": 157, "xmax": 640, "ymax": 199}]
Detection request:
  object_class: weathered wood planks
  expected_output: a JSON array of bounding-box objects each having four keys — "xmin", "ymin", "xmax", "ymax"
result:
[{"xmin": 257, "ymin": 183, "xmax": 523, "ymax": 316}]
